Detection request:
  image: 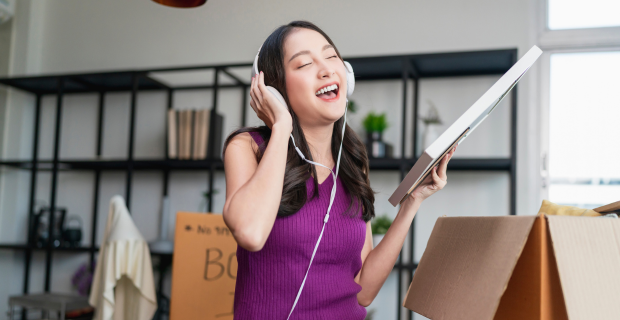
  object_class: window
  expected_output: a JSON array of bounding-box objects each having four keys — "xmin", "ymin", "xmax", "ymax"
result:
[
  {"xmin": 540, "ymin": 0, "xmax": 620, "ymax": 208},
  {"xmin": 547, "ymin": 51, "xmax": 620, "ymax": 208}
]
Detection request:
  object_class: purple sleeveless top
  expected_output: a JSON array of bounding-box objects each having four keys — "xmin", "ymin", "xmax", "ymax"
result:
[{"xmin": 233, "ymin": 131, "xmax": 367, "ymax": 320}]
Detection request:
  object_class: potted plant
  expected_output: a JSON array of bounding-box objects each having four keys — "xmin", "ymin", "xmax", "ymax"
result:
[
  {"xmin": 362, "ymin": 112, "xmax": 393, "ymax": 158},
  {"xmin": 371, "ymin": 214, "xmax": 392, "ymax": 248}
]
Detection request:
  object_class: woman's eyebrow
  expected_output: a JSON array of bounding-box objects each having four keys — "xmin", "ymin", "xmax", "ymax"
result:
[{"xmin": 287, "ymin": 44, "xmax": 335, "ymax": 63}]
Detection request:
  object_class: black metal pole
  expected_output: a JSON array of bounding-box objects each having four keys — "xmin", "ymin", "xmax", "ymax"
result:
[
  {"xmin": 126, "ymin": 73, "xmax": 139, "ymax": 210},
  {"xmin": 90, "ymin": 91, "xmax": 105, "ymax": 269},
  {"xmin": 21, "ymin": 94, "xmax": 42, "ymax": 320},
  {"xmin": 397, "ymin": 59, "xmax": 410, "ymax": 320},
  {"xmin": 165, "ymin": 89, "xmax": 173, "ymax": 161},
  {"xmin": 408, "ymin": 76, "xmax": 420, "ymax": 320},
  {"xmin": 241, "ymin": 85, "xmax": 248, "ymax": 127},
  {"xmin": 157, "ymin": 89, "xmax": 174, "ymax": 296},
  {"xmin": 207, "ymin": 68, "xmax": 219, "ymax": 212},
  {"xmin": 44, "ymin": 78, "xmax": 64, "ymax": 292},
  {"xmin": 510, "ymin": 83, "xmax": 518, "ymax": 216}
]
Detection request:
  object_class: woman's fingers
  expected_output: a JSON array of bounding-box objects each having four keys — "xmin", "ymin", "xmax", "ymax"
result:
[
  {"xmin": 257, "ymin": 71, "xmax": 268, "ymax": 98},
  {"xmin": 438, "ymin": 147, "xmax": 456, "ymax": 180},
  {"xmin": 438, "ymin": 154, "xmax": 449, "ymax": 181},
  {"xmin": 249, "ymin": 98, "xmax": 257, "ymax": 113},
  {"xmin": 431, "ymin": 166, "xmax": 442, "ymax": 186}
]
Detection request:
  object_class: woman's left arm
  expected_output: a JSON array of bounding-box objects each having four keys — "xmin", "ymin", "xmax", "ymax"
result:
[{"xmin": 354, "ymin": 146, "xmax": 456, "ymax": 307}]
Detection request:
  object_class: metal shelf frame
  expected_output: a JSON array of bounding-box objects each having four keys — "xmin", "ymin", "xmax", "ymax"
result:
[{"xmin": 0, "ymin": 48, "xmax": 518, "ymax": 320}]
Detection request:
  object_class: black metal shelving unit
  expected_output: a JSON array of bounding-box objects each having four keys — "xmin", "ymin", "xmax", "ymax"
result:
[{"xmin": 0, "ymin": 48, "xmax": 518, "ymax": 320}]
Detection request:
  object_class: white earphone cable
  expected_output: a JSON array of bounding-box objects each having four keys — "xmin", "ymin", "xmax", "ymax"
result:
[{"xmin": 286, "ymin": 104, "xmax": 348, "ymax": 320}]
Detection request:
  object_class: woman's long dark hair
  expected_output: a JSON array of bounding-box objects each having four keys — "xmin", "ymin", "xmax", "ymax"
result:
[{"xmin": 223, "ymin": 21, "xmax": 376, "ymax": 222}]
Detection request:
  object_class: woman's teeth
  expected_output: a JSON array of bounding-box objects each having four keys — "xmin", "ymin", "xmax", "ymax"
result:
[{"xmin": 315, "ymin": 84, "xmax": 338, "ymax": 96}]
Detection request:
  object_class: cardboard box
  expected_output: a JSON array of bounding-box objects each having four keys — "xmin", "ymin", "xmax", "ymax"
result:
[
  {"xmin": 403, "ymin": 215, "xmax": 620, "ymax": 320},
  {"xmin": 170, "ymin": 212, "xmax": 238, "ymax": 320}
]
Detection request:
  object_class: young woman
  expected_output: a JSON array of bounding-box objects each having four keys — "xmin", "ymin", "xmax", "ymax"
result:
[{"xmin": 222, "ymin": 21, "xmax": 455, "ymax": 319}]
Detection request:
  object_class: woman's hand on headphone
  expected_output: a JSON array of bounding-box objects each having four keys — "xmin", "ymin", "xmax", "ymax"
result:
[
  {"xmin": 409, "ymin": 146, "xmax": 456, "ymax": 202},
  {"xmin": 250, "ymin": 71, "xmax": 292, "ymax": 132}
]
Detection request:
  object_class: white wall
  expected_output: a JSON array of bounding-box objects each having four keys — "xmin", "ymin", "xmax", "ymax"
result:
[{"xmin": 0, "ymin": 0, "xmax": 541, "ymax": 319}]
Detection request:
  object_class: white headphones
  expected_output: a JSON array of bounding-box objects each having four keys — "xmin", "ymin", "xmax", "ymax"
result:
[{"xmin": 252, "ymin": 46, "xmax": 355, "ymax": 319}]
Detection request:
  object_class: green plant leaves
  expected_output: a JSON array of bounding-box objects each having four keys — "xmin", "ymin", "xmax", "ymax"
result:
[{"xmin": 363, "ymin": 112, "xmax": 390, "ymax": 133}]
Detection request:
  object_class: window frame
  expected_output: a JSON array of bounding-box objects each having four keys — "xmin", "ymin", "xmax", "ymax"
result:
[{"xmin": 537, "ymin": 0, "xmax": 620, "ymax": 50}]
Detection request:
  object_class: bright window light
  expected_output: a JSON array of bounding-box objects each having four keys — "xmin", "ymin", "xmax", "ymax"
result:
[
  {"xmin": 548, "ymin": 51, "xmax": 620, "ymax": 208},
  {"xmin": 548, "ymin": 0, "xmax": 620, "ymax": 30}
]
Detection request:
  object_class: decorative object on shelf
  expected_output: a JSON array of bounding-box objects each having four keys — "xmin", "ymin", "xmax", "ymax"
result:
[
  {"xmin": 152, "ymin": 0, "xmax": 206, "ymax": 8},
  {"xmin": 71, "ymin": 262, "xmax": 94, "ymax": 297},
  {"xmin": 62, "ymin": 215, "xmax": 83, "ymax": 248},
  {"xmin": 363, "ymin": 111, "xmax": 393, "ymax": 158},
  {"xmin": 167, "ymin": 108, "xmax": 223, "ymax": 160},
  {"xmin": 149, "ymin": 196, "xmax": 174, "ymax": 254},
  {"xmin": 371, "ymin": 214, "xmax": 392, "ymax": 248},
  {"xmin": 420, "ymin": 100, "xmax": 443, "ymax": 151},
  {"xmin": 32, "ymin": 207, "xmax": 67, "ymax": 248}
]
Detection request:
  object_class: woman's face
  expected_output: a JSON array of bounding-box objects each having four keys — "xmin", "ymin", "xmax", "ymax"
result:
[{"xmin": 282, "ymin": 28, "xmax": 347, "ymax": 128}]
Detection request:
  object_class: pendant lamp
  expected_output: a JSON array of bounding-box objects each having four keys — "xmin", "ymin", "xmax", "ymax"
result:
[{"xmin": 152, "ymin": 0, "xmax": 206, "ymax": 8}]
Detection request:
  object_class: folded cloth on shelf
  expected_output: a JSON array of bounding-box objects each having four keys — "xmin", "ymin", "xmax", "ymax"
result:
[
  {"xmin": 537, "ymin": 199, "xmax": 602, "ymax": 217},
  {"xmin": 89, "ymin": 195, "xmax": 157, "ymax": 320}
]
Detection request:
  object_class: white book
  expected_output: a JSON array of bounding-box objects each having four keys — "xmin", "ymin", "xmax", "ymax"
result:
[
  {"xmin": 167, "ymin": 109, "xmax": 177, "ymax": 159},
  {"xmin": 388, "ymin": 45, "xmax": 543, "ymax": 207}
]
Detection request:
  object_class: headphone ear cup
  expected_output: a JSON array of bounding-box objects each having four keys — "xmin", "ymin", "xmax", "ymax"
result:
[
  {"xmin": 266, "ymin": 86, "xmax": 288, "ymax": 109},
  {"xmin": 343, "ymin": 61, "xmax": 355, "ymax": 98}
]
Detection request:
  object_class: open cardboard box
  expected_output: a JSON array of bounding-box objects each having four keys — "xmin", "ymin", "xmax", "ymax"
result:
[{"xmin": 403, "ymin": 213, "xmax": 620, "ymax": 320}]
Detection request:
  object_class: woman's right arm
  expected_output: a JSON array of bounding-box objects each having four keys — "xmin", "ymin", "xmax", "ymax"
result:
[{"xmin": 222, "ymin": 71, "xmax": 293, "ymax": 252}]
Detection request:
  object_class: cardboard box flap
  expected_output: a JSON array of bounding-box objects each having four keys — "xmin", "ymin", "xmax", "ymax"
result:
[
  {"xmin": 547, "ymin": 216, "xmax": 620, "ymax": 320},
  {"xmin": 593, "ymin": 200, "xmax": 620, "ymax": 213},
  {"xmin": 404, "ymin": 216, "xmax": 536, "ymax": 320}
]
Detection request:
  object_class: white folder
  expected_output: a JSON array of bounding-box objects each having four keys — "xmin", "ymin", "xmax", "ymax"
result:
[{"xmin": 389, "ymin": 46, "xmax": 543, "ymax": 207}]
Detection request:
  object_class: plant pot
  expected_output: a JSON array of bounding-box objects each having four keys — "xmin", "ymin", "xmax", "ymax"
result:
[
  {"xmin": 365, "ymin": 131, "xmax": 393, "ymax": 158},
  {"xmin": 367, "ymin": 131, "xmax": 383, "ymax": 142}
]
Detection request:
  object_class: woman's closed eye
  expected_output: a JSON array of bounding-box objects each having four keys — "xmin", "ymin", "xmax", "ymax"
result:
[{"xmin": 297, "ymin": 55, "xmax": 338, "ymax": 69}]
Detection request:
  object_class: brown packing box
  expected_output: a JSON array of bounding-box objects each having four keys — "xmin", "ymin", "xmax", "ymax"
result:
[
  {"xmin": 403, "ymin": 215, "xmax": 620, "ymax": 320},
  {"xmin": 170, "ymin": 212, "xmax": 238, "ymax": 320}
]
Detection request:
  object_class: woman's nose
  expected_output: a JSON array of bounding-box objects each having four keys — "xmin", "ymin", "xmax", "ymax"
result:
[{"xmin": 317, "ymin": 62, "xmax": 335, "ymax": 79}]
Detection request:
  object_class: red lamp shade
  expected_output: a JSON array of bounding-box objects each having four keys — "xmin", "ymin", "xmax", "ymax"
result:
[{"xmin": 152, "ymin": 0, "xmax": 206, "ymax": 8}]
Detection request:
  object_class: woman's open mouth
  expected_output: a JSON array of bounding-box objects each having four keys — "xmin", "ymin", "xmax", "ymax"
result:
[{"xmin": 315, "ymin": 84, "xmax": 339, "ymax": 101}]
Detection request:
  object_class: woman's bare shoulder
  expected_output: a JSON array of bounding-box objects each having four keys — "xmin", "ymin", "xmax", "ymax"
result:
[{"xmin": 224, "ymin": 132, "xmax": 259, "ymax": 167}]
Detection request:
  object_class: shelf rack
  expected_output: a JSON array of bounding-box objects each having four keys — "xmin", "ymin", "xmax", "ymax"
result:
[{"xmin": 0, "ymin": 48, "xmax": 518, "ymax": 320}]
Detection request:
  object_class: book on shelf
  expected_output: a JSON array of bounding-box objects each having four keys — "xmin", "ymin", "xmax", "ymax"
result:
[
  {"xmin": 167, "ymin": 109, "xmax": 178, "ymax": 159},
  {"xmin": 166, "ymin": 108, "xmax": 223, "ymax": 160}
]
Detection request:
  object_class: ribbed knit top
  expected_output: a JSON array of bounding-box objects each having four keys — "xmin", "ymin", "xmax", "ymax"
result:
[{"xmin": 233, "ymin": 131, "xmax": 367, "ymax": 320}]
